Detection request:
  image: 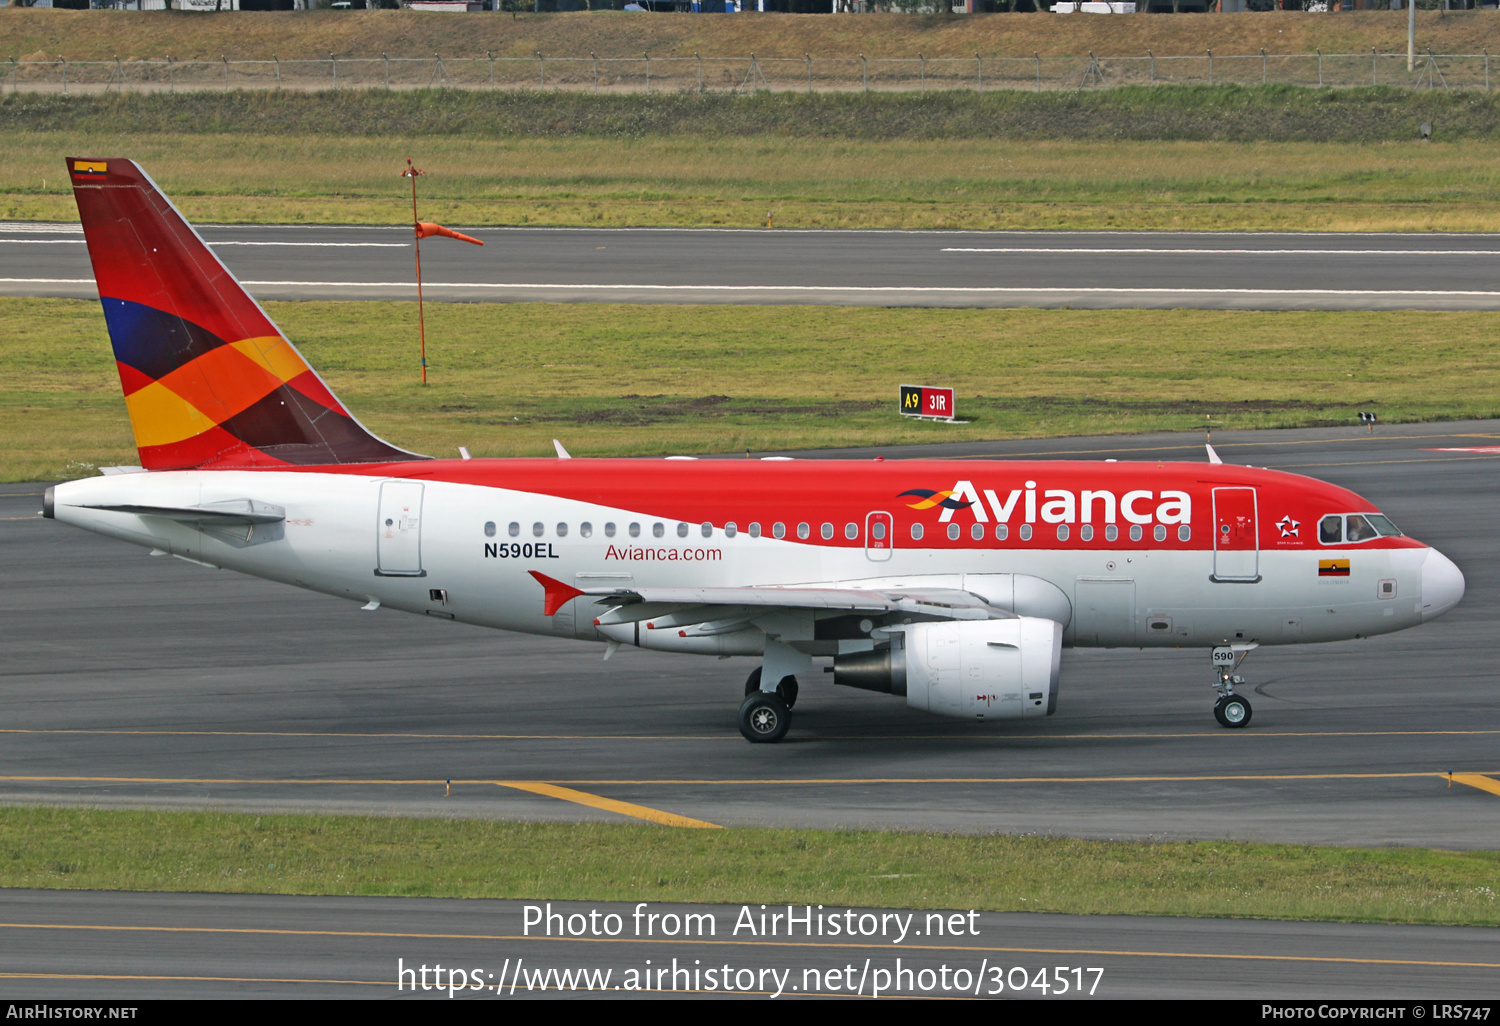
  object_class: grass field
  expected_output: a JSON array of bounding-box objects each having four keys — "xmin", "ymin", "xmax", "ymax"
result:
[
  {"xmin": 3, "ymin": 807, "xmax": 1498, "ymax": 926},
  {"xmin": 7, "ymin": 297, "xmax": 1499, "ymax": 481},
  {"xmin": 9, "ymin": 122, "xmax": 1500, "ymax": 231},
  {"xmin": 3, "ymin": 8, "xmax": 1497, "ymax": 64}
]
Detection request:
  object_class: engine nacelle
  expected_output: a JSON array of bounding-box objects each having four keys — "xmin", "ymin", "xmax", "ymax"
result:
[
  {"xmin": 907, "ymin": 618, "xmax": 1063, "ymax": 720},
  {"xmin": 835, "ymin": 617, "xmax": 1062, "ymax": 720}
]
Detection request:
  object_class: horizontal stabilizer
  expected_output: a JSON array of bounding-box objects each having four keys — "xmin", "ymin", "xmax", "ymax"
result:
[{"xmin": 81, "ymin": 498, "xmax": 286, "ymax": 526}]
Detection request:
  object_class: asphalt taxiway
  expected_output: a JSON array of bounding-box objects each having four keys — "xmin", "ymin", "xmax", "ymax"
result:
[
  {"xmin": 1, "ymin": 420, "xmax": 1496, "ymax": 845},
  {"xmin": 10, "ymin": 223, "xmax": 1500, "ymax": 309},
  {"xmin": 2, "ymin": 890, "xmax": 1497, "ymax": 999}
]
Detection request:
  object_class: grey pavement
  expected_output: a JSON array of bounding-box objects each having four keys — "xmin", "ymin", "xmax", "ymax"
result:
[
  {"xmin": 1, "ymin": 421, "xmax": 1496, "ymax": 845},
  {"xmin": 8, "ymin": 223, "xmax": 1500, "ymax": 309},
  {"xmin": 1, "ymin": 890, "xmax": 1495, "ymax": 999}
]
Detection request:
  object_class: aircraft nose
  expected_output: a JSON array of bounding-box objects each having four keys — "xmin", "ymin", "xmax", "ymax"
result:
[{"xmin": 1419, "ymin": 548, "xmax": 1465, "ymax": 622}]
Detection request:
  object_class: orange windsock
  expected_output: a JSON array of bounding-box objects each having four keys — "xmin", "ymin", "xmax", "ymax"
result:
[{"xmin": 415, "ymin": 222, "xmax": 484, "ymax": 246}]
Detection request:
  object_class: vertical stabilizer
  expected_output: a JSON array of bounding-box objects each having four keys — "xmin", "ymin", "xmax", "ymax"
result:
[{"xmin": 67, "ymin": 157, "xmax": 427, "ymax": 471}]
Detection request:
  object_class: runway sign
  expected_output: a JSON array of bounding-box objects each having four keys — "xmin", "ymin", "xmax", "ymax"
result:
[{"xmin": 900, "ymin": 384, "xmax": 956, "ymax": 422}]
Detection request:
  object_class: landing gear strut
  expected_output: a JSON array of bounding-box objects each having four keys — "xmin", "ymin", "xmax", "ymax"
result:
[
  {"xmin": 1210, "ymin": 644, "xmax": 1254, "ymax": 729},
  {"xmin": 743, "ymin": 667, "xmax": 799, "ymax": 709}
]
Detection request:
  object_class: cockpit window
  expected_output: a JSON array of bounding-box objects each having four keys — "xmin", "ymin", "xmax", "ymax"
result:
[
  {"xmin": 1319, "ymin": 515, "xmax": 1343, "ymax": 544},
  {"xmin": 1321, "ymin": 512, "xmax": 1404, "ymax": 545},
  {"xmin": 1344, "ymin": 515, "xmax": 1377, "ymax": 543}
]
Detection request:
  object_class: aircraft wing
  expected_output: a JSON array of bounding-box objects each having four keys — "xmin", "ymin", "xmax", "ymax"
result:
[{"xmin": 529, "ymin": 572, "xmax": 1008, "ymax": 623}]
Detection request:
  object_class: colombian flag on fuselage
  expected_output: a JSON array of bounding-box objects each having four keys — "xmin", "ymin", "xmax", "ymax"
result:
[
  {"xmin": 67, "ymin": 157, "xmax": 424, "ymax": 471},
  {"xmin": 1319, "ymin": 559, "xmax": 1351, "ymax": 577}
]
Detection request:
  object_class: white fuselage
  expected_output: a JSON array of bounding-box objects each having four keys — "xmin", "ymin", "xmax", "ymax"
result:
[{"xmin": 51, "ymin": 469, "xmax": 1449, "ymax": 658}]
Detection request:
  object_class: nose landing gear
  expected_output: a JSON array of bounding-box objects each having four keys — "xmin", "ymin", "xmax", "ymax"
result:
[{"xmin": 1210, "ymin": 644, "xmax": 1256, "ymax": 729}]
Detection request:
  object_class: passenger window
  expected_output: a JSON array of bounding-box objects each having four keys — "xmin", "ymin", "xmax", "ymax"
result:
[
  {"xmin": 772, "ymin": 522, "xmax": 786, "ymax": 539},
  {"xmin": 1129, "ymin": 525, "xmax": 1142, "ymax": 542},
  {"xmin": 509, "ymin": 522, "xmax": 520, "ymax": 537},
  {"xmin": 725, "ymin": 522, "xmax": 737, "ymax": 538},
  {"xmin": 871, "ymin": 522, "xmax": 886, "ymax": 540},
  {"xmin": 629, "ymin": 522, "xmax": 641, "ymax": 538},
  {"xmin": 676, "ymin": 522, "xmax": 688, "ymax": 538},
  {"xmin": 556, "ymin": 522, "xmax": 568, "ymax": 538},
  {"xmin": 604, "ymin": 522, "xmax": 616, "ymax": 537},
  {"xmin": 1080, "ymin": 525, "xmax": 1093, "ymax": 542},
  {"xmin": 701, "ymin": 522, "xmax": 713, "ymax": 538},
  {"xmin": 532, "ymin": 522, "xmax": 544, "ymax": 538},
  {"xmin": 580, "ymin": 522, "xmax": 592, "ymax": 538},
  {"xmin": 1105, "ymin": 524, "xmax": 1118, "ymax": 543},
  {"xmin": 1319, "ymin": 516, "xmax": 1342, "ymax": 544},
  {"xmin": 947, "ymin": 523, "xmax": 960, "ymax": 541},
  {"xmin": 911, "ymin": 523, "xmax": 924, "ymax": 541},
  {"xmin": 995, "ymin": 524, "xmax": 1008, "ymax": 541},
  {"xmin": 749, "ymin": 522, "xmax": 762, "ymax": 538},
  {"xmin": 846, "ymin": 523, "xmax": 859, "ymax": 540},
  {"xmin": 1154, "ymin": 525, "xmax": 1167, "ymax": 542},
  {"xmin": 797, "ymin": 523, "xmax": 810, "ymax": 540},
  {"xmin": 1178, "ymin": 525, "xmax": 1191, "ymax": 542},
  {"xmin": 1057, "ymin": 525, "xmax": 1070, "ymax": 541},
  {"xmin": 484, "ymin": 521, "xmax": 496, "ymax": 538},
  {"xmin": 1019, "ymin": 524, "xmax": 1033, "ymax": 541},
  {"xmin": 821, "ymin": 523, "xmax": 834, "ymax": 540},
  {"xmin": 654, "ymin": 522, "xmax": 666, "ymax": 538},
  {"xmin": 1345, "ymin": 515, "xmax": 1377, "ymax": 543}
]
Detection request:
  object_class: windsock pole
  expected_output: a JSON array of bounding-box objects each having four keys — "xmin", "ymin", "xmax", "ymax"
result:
[{"xmin": 401, "ymin": 158, "xmax": 428, "ymax": 384}]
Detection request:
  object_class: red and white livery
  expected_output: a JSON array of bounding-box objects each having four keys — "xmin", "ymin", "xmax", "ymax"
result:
[{"xmin": 45, "ymin": 158, "xmax": 1466, "ymax": 742}]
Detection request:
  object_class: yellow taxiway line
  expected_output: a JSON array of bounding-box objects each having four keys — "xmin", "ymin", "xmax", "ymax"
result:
[
  {"xmin": 0, "ymin": 922, "xmax": 1497, "ymax": 971},
  {"xmin": 495, "ymin": 780, "xmax": 721, "ymax": 829},
  {"xmin": 1451, "ymin": 772, "xmax": 1500, "ymax": 797},
  {"xmin": 3, "ymin": 727, "xmax": 1498, "ymax": 742},
  {"xmin": 1, "ymin": 770, "xmax": 1497, "ymax": 787}
]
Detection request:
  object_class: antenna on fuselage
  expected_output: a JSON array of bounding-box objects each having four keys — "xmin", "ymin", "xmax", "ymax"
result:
[
  {"xmin": 1206, "ymin": 443, "xmax": 1223, "ymax": 465},
  {"xmin": 553, "ymin": 439, "xmax": 573, "ymax": 459}
]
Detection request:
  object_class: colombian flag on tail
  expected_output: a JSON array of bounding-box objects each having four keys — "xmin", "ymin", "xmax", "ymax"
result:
[{"xmin": 67, "ymin": 157, "xmax": 427, "ymax": 471}]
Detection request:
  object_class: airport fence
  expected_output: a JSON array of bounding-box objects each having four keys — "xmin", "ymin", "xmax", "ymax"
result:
[{"xmin": 2, "ymin": 49, "xmax": 1492, "ymax": 94}]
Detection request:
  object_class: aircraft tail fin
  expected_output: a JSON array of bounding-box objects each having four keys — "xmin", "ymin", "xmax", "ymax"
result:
[{"xmin": 66, "ymin": 157, "xmax": 427, "ymax": 471}]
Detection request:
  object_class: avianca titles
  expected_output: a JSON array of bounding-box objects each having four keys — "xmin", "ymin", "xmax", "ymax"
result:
[{"xmin": 44, "ymin": 157, "xmax": 1466, "ymax": 742}]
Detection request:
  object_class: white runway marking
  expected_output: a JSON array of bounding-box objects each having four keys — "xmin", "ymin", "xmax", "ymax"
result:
[
  {"xmin": 0, "ymin": 222, "xmax": 82, "ymax": 234},
  {"xmin": 942, "ymin": 247, "xmax": 1500, "ymax": 257},
  {"xmin": 0, "ymin": 239, "xmax": 404, "ymax": 247},
  {"xmin": 11, "ymin": 278, "xmax": 1500, "ymax": 300},
  {"xmin": 231, "ymin": 281, "xmax": 1500, "ymax": 298},
  {"xmin": 206, "ymin": 241, "xmax": 409, "ymax": 248}
]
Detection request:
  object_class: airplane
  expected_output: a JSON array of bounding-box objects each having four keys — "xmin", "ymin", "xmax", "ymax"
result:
[{"xmin": 43, "ymin": 157, "xmax": 1467, "ymax": 743}]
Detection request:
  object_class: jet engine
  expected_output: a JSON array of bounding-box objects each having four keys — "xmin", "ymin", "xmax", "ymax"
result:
[{"xmin": 833, "ymin": 617, "xmax": 1063, "ymax": 720}]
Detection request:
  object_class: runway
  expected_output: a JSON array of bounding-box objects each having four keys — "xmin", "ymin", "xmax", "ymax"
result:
[
  {"xmin": 2, "ymin": 420, "xmax": 1497, "ymax": 845},
  {"xmin": 8, "ymin": 223, "xmax": 1500, "ymax": 310},
  {"xmin": 3, "ymin": 890, "xmax": 1497, "ymax": 999}
]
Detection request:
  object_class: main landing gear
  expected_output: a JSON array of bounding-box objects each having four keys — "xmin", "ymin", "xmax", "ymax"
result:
[
  {"xmin": 739, "ymin": 667, "xmax": 800, "ymax": 743},
  {"xmin": 1210, "ymin": 644, "xmax": 1254, "ymax": 729}
]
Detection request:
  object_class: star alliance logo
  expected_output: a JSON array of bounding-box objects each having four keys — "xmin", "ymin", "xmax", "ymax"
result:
[{"xmin": 1276, "ymin": 516, "xmax": 1300, "ymax": 538}]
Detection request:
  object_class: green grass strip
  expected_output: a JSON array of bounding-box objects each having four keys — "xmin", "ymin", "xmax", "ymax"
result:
[
  {"xmin": 2, "ymin": 807, "xmax": 1497, "ymax": 926},
  {"xmin": 4, "ymin": 87, "xmax": 1498, "ymax": 143},
  {"xmin": 6, "ymin": 298, "xmax": 1500, "ymax": 481}
]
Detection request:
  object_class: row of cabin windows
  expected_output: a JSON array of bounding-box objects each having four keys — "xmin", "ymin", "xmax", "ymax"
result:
[
  {"xmin": 923, "ymin": 522, "xmax": 1190, "ymax": 543},
  {"xmin": 482, "ymin": 519, "xmax": 1190, "ymax": 544}
]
